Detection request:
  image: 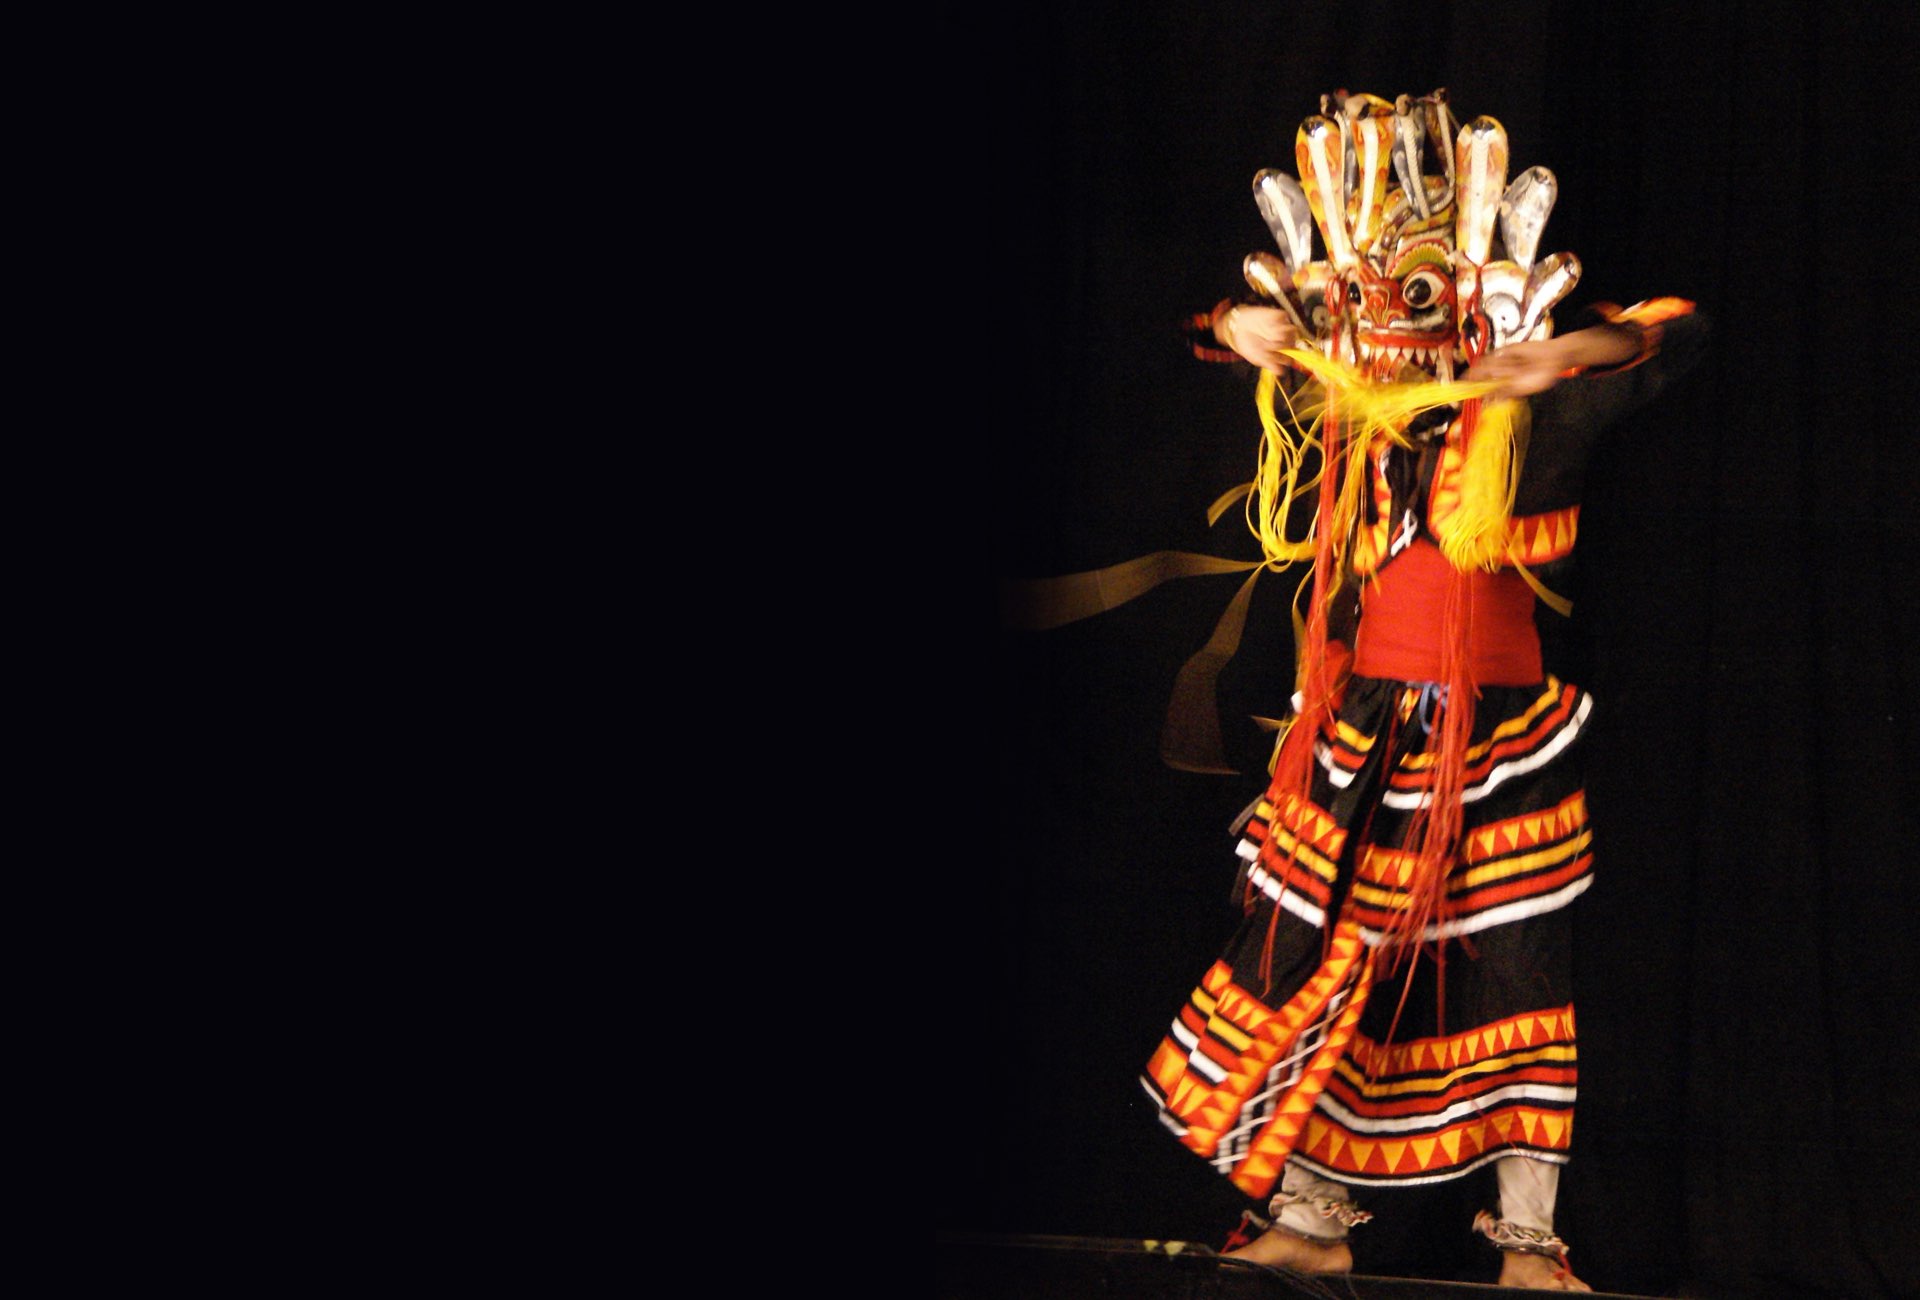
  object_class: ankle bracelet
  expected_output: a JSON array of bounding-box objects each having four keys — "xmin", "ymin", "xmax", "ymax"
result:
[
  {"xmin": 1472, "ymin": 1209, "xmax": 1569, "ymax": 1258},
  {"xmin": 1269, "ymin": 1189, "xmax": 1374, "ymax": 1230}
]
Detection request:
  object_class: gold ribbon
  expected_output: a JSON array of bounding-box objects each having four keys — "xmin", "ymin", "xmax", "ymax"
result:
[
  {"xmin": 1159, "ymin": 566, "xmax": 1265, "ymax": 774},
  {"xmin": 1001, "ymin": 551, "xmax": 1267, "ymax": 774},
  {"xmin": 999, "ymin": 550, "xmax": 1261, "ymax": 631},
  {"xmin": 1511, "ymin": 559, "xmax": 1573, "ymax": 617}
]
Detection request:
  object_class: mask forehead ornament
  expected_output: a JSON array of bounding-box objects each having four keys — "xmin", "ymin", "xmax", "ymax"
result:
[{"xmin": 1246, "ymin": 89, "xmax": 1582, "ymax": 383}]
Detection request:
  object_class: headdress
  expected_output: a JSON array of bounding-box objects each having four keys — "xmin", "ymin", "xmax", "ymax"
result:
[{"xmin": 1247, "ymin": 88, "xmax": 1579, "ymax": 383}]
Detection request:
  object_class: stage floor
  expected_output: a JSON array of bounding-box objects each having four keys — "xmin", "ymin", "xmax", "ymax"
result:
[{"xmin": 938, "ymin": 1232, "xmax": 1665, "ymax": 1299}]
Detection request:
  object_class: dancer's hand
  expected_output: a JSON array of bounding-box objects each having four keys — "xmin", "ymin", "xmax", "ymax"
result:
[
  {"xmin": 1216, "ymin": 304, "xmax": 1299, "ymax": 371},
  {"xmin": 1465, "ymin": 339, "xmax": 1574, "ymax": 400},
  {"xmin": 1467, "ymin": 324, "xmax": 1644, "ymax": 401}
]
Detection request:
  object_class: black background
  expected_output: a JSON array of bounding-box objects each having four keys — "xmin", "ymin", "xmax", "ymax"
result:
[{"xmin": 943, "ymin": 4, "xmax": 1920, "ymax": 1297}]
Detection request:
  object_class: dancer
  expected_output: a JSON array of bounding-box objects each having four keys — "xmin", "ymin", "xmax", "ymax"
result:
[{"xmin": 1145, "ymin": 88, "xmax": 1708, "ymax": 1292}]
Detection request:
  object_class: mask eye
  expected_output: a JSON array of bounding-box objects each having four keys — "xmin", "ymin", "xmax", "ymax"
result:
[
  {"xmin": 1346, "ymin": 281, "xmax": 1362, "ymax": 305},
  {"xmin": 1401, "ymin": 268, "xmax": 1448, "ymax": 309},
  {"xmin": 1483, "ymin": 292, "xmax": 1523, "ymax": 340}
]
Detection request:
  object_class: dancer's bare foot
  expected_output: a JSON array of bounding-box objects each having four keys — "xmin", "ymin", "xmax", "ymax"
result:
[
  {"xmin": 1498, "ymin": 1250, "xmax": 1592, "ymax": 1291},
  {"xmin": 1223, "ymin": 1227, "xmax": 1352, "ymax": 1274}
]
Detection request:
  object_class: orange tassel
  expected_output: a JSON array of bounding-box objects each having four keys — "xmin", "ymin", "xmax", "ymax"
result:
[{"xmin": 1375, "ymin": 398, "xmax": 1484, "ymax": 997}]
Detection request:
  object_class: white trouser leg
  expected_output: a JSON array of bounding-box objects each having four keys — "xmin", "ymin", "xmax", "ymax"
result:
[
  {"xmin": 1495, "ymin": 1156, "xmax": 1560, "ymax": 1234},
  {"xmin": 1270, "ymin": 1162, "xmax": 1358, "ymax": 1242}
]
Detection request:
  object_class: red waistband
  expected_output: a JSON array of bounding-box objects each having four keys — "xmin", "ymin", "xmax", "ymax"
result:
[{"xmin": 1350, "ymin": 539, "xmax": 1542, "ymax": 685}]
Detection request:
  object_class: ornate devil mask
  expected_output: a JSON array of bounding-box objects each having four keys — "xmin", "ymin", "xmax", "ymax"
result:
[{"xmin": 1245, "ymin": 89, "xmax": 1580, "ymax": 383}]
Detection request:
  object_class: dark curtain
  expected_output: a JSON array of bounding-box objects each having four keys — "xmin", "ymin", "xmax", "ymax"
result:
[{"xmin": 950, "ymin": 3, "xmax": 1920, "ymax": 1297}]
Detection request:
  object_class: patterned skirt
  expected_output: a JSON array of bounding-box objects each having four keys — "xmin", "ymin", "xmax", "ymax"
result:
[{"xmin": 1140, "ymin": 674, "xmax": 1594, "ymax": 1198}]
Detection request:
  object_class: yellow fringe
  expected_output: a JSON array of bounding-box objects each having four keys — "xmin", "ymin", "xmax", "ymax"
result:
[
  {"xmin": 1436, "ymin": 397, "xmax": 1528, "ymax": 572},
  {"xmin": 1251, "ymin": 350, "xmax": 1510, "ymax": 580},
  {"xmin": 1249, "ymin": 367, "xmax": 1321, "ymax": 570},
  {"xmin": 1277, "ymin": 347, "xmax": 1500, "ymax": 433}
]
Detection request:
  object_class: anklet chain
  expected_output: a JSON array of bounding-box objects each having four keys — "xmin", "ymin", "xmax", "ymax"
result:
[
  {"xmin": 1270, "ymin": 1190, "xmax": 1374, "ymax": 1228},
  {"xmin": 1472, "ymin": 1210, "xmax": 1569, "ymax": 1257}
]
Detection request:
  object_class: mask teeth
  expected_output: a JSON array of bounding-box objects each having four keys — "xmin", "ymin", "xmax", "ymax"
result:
[{"xmin": 1359, "ymin": 339, "xmax": 1444, "ymax": 371}]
